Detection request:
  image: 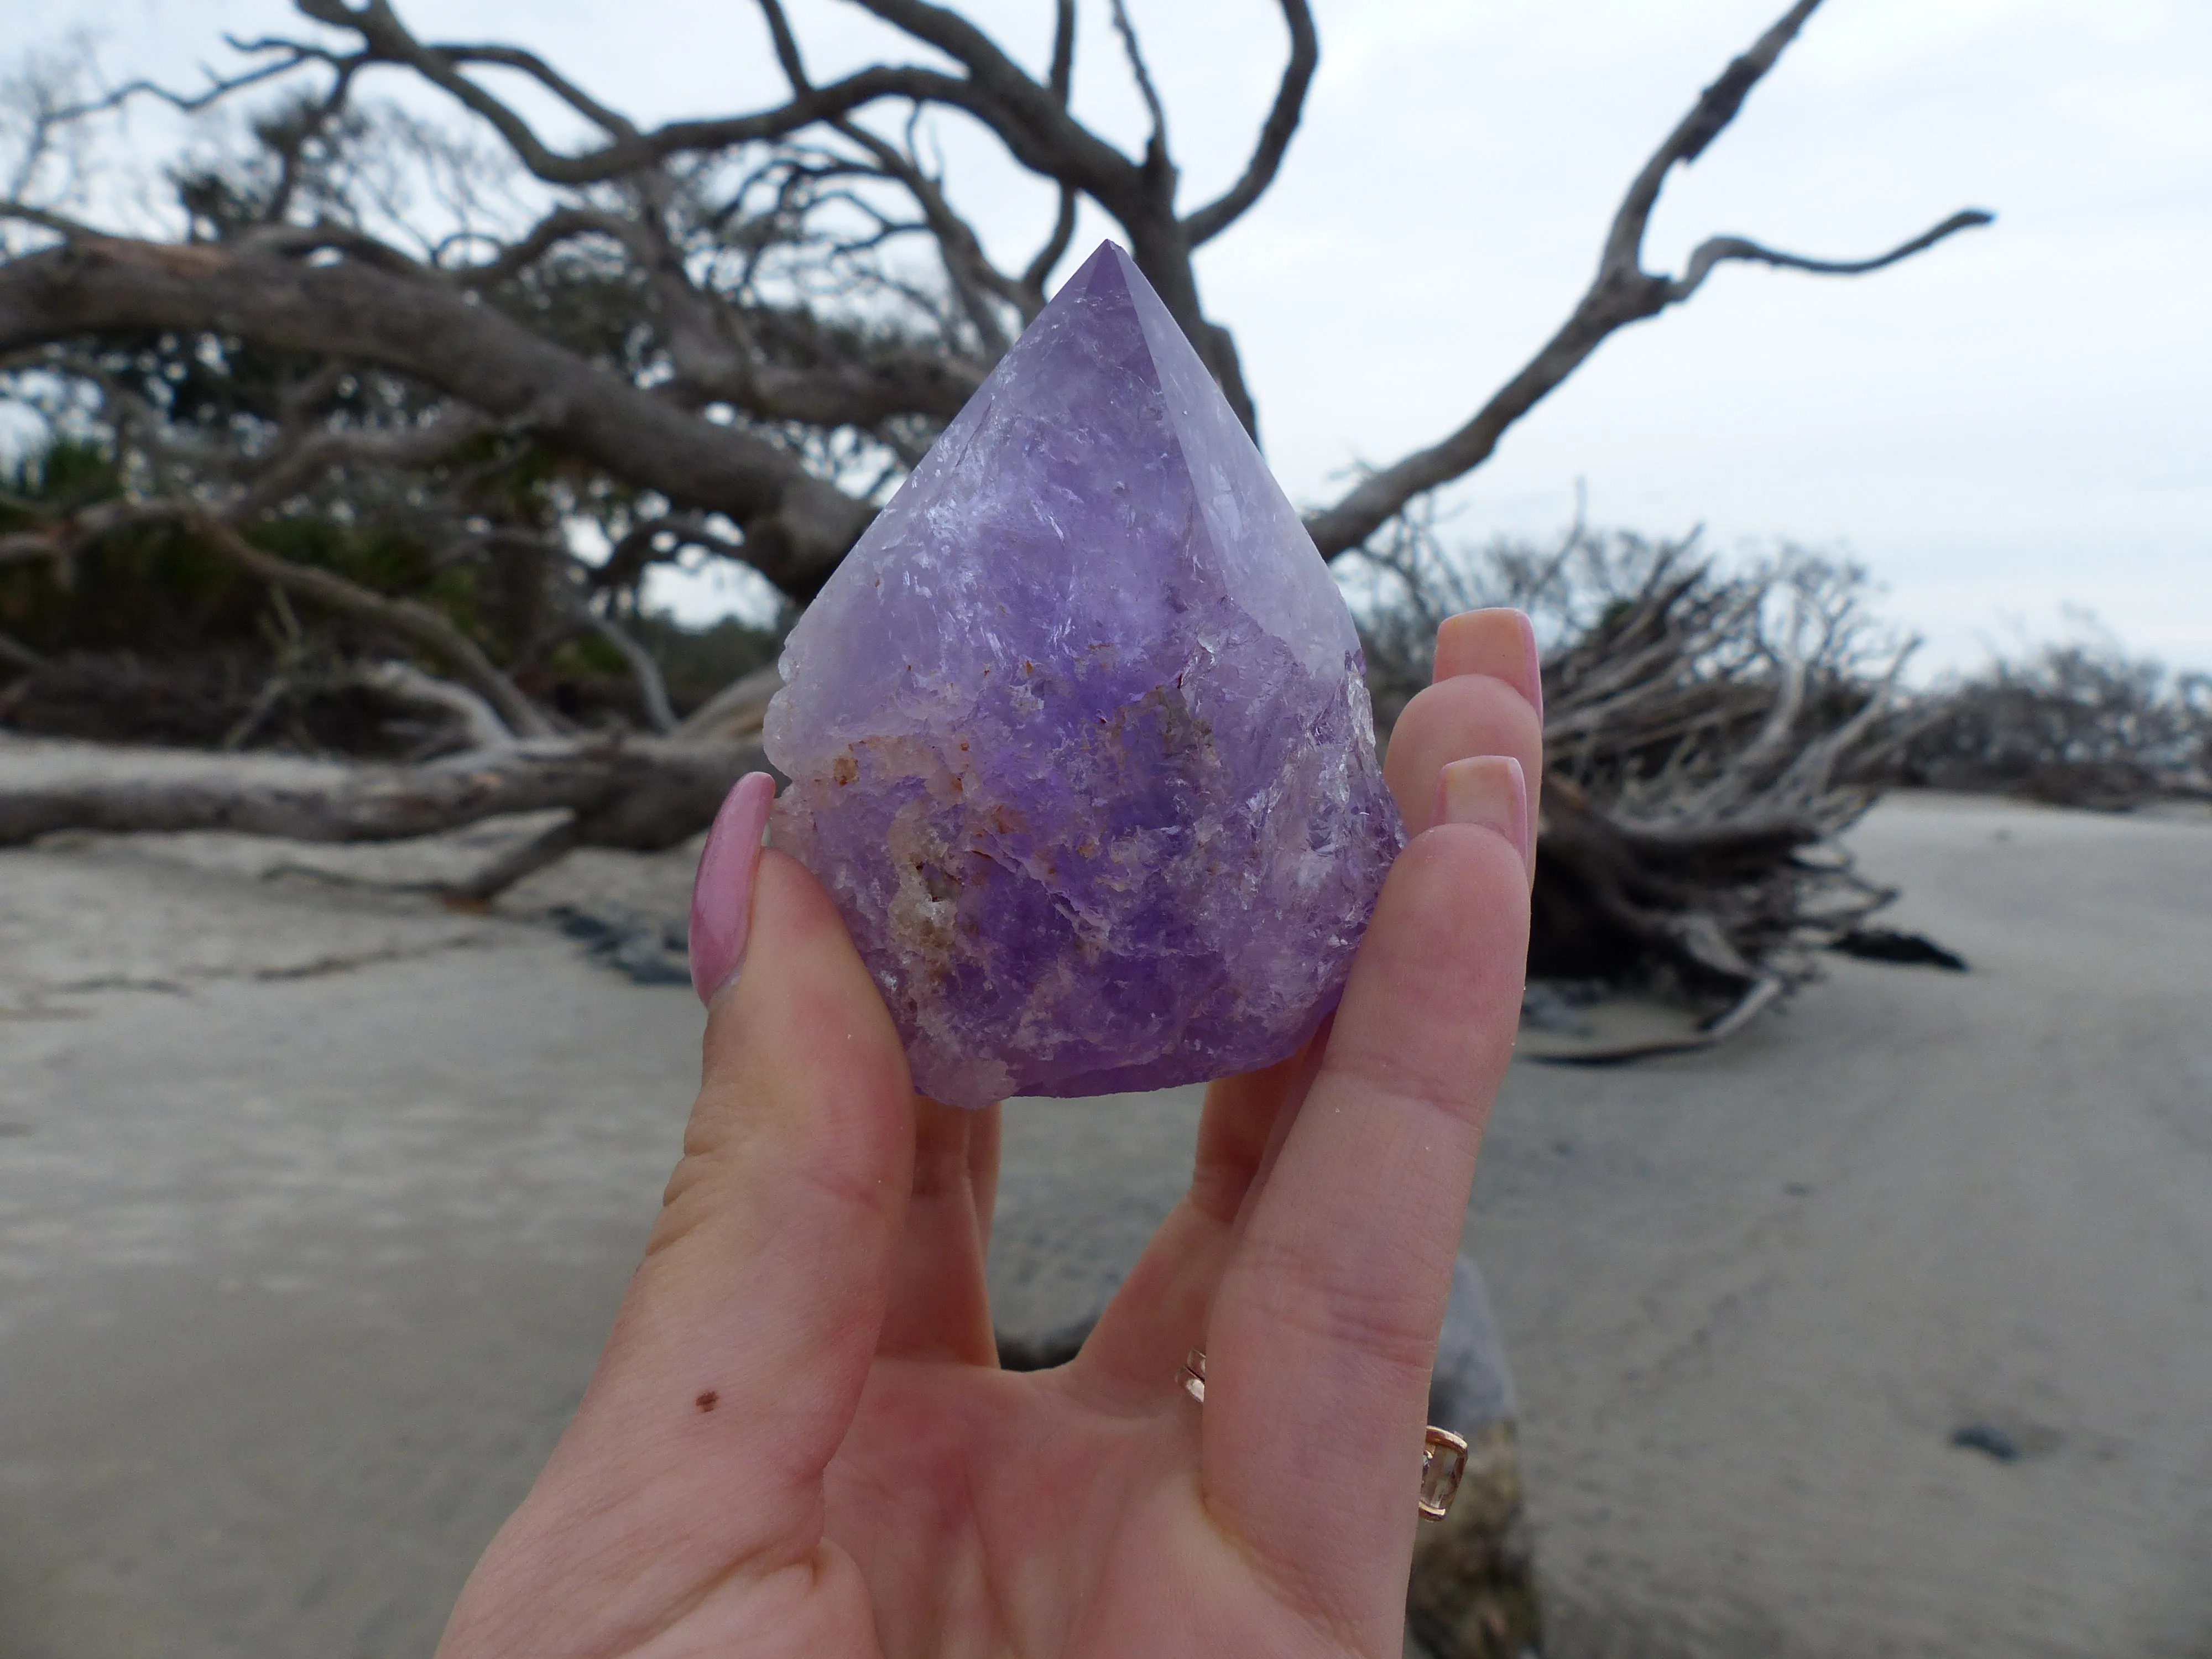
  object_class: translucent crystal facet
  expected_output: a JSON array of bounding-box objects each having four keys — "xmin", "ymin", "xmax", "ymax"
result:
[{"xmin": 764, "ymin": 242, "xmax": 1404, "ymax": 1107}]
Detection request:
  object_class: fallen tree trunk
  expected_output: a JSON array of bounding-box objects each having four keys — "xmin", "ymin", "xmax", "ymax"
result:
[{"xmin": 0, "ymin": 735, "xmax": 768, "ymax": 895}]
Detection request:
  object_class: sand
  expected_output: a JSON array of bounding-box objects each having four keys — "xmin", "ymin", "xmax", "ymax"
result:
[
  {"xmin": 1469, "ymin": 794, "xmax": 2212, "ymax": 1657},
  {"xmin": 0, "ymin": 740, "xmax": 2206, "ymax": 1658}
]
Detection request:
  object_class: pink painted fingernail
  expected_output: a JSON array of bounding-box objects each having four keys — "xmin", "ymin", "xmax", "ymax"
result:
[
  {"xmin": 1433, "ymin": 755, "xmax": 1531, "ymax": 873},
  {"xmin": 689, "ymin": 771, "xmax": 776, "ymax": 1004},
  {"xmin": 1433, "ymin": 608, "xmax": 1543, "ymax": 723}
]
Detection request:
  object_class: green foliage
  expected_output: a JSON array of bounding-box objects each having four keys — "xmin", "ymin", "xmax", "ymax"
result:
[
  {"xmin": 0, "ymin": 435, "xmax": 462, "ymax": 658},
  {"xmin": 625, "ymin": 610, "xmax": 788, "ymax": 708}
]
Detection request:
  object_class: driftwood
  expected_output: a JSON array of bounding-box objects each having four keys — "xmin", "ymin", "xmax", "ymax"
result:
[
  {"xmin": 4, "ymin": 528, "xmax": 1918, "ymax": 1018},
  {"xmin": 0, "ymin": 732, "xmax": 766, "ymax": 902},
  {"xmin": 1364, "ymin": 527, "xmax": 1905, "ymax": 1014},
  {"xmin": 0, "ymin": 2, "xmax": 1997, "ymax": 1015},
  {"xmin": 1530, "ymin": 778, "xmax": 1879, "ymax": 988},
  {"xmin": 1, "ymin": 529, "xmax": 1909, "ymax": 998}
]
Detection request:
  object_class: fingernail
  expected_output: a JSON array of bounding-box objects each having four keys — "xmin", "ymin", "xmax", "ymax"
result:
[
  {"xmin": 1511, "ymin": 611, "xmax": 1543, "ymax": 726},
  {"xmin": 1433, "ymin": 755, "xmax": 1531, "ymax": 873},
  {"xmin": 689, "ymin": 771, "xmax": 776, "ymax": 1004},
  {"xmin": 1434, "ymin": 608, "xmax": 1543, "ymax": 722}
]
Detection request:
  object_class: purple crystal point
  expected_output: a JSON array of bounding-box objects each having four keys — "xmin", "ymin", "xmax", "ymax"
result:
[{"xmin": 764, "ymin": 242, "xmax": 1404, "ymax": 1107}]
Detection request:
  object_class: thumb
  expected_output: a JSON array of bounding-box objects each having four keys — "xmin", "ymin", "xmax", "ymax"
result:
[{"xmin": 538, "ymin": 845, "xmax": 917, "ymax": 1566}]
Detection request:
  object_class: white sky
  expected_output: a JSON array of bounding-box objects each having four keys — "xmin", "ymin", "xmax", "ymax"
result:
[{"xmin": 15, "ymin": 0, "xmax": 2212, "ymax": 673}]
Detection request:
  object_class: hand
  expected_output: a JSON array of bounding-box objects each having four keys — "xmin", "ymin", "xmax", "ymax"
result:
[{"xmin": 437, "ymin": 609, "xmax": 1543, "ymax": 1659}]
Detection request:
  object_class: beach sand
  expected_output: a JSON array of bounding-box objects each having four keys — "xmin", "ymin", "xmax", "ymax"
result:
[{"xmin": 0, "ymin": 748, "xmax": 2205, "ymax": 1658}]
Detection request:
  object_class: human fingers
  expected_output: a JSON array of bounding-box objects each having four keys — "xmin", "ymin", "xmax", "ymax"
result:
[
  {"xmin": 692, "ymin": 772, "xmax": 995, "ymax": 1369},
  {"xmin": 1082, "ymin": 611, "xmax": 1541, "ymax": 1404},
  {"xmin": 1433, "ymin": 607, "xmax": 1541, "ymax": 710},
  {"xmin": 1073, "ymin": 1038, "xmax": 1320, "ymax": 1403},
  {"xmin": 1426, "ymin": 604, "xmax": 1545, "ymax": 847},
  {"xmin": 1200, "ymin": 779, "xmax": 1530, "ymax": 1639},
  {"xmin": 493, "ymin": 844, "xmax": 917, "ymax": 1613},
  {"xmin": 687, "ymin": 770, "xmax": 775, "ymax": 1001},
  {"xmin": 874, "ymin": 1098, "xmax": 1000, "ymax": 1364},
  {"xmin": 1190, "ymin": 608, "xmax": 1541, "ymax": 1232},
  {"xmin": 1386, "ymin": 668, "xmax": 1540, "ymax": 840}
]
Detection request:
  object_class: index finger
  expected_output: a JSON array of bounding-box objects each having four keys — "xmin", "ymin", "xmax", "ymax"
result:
[{"xmin": 1198, "ymin": 802, "xmax": 1530, "ymax": 1638}]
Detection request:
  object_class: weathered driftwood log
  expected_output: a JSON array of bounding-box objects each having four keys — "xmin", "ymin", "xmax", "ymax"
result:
[{"xmin": 0, "ymin": 735, "xmax": 768, "ymax": 901}]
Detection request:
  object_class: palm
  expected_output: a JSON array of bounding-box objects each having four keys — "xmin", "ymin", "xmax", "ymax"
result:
[
  {"xmin": 822, "ymin": 1356, "xmax": 1318, "ymax": 1655},
  {"xmin": 438, "ymin": 612, "xmax": 1541, "ymax": 1659}
]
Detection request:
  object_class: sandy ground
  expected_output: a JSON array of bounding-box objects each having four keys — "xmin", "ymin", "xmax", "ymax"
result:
[
  {"xmin": 1473, "ymin": 794, "xmax": 2212, "ymax": 1658},
  {"xmin": 0, "ymin": 742, "xmax": 2206, "ymax": 1658}
]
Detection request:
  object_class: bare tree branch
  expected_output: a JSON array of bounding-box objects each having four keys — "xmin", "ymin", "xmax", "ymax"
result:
[
  {"xmin": 825, "ymin": 116, "xmax": 1019, "ymax": 353},
  {"xmin": 755, "ymin": 0, "xmax": 813, "ymax": 92},
  {"xmin": 43, "ymin": 45, "xmax": 340, "ymax": 123},
  {"xmin": 1181, "ymin": 0, "xmax": 1317, "ymax": 247},
  {"xmin": 290, "ymin": 0, "xmax": 984, "ymax": 187},
  {"xmin": 358, "ymin": 660, "xmax": 514, "ymax": 747},
  {"xmin": 1599, "ymin": 0, "xmax": 1820, "ymax": 278},
  {"xmin": 1304, "ymin": 0, "xmax": 1992, "ymax": 557},
  {"xmin": 440, "ymin": 204, "xmax": 618, "ymax": 286},
  {"xmin": 1670, "ymin": 210, "xmax": 1995, "ymax": 301},
  {"xmin": 227, "ymin": 407, "xmax": 500, "ymax": 522},
  {"xmin": 587, "ymin": 513, "xmax": 749, "ymax": 593},
  {"xmin": 180, "ymin": 506, "xmax": 557, "ymax": 738},
  {"xmin": 1108, "ymin": 1, "xmax": 1171, "ymax": 158},
  {"xmin": 52, "ymin": 0, "xmax": 1257, "ymax": 434},
  {"xmin": 0, "ymin": 233, "xmax": 875, "ymax": 591},
  {"xmin": 418, "ymin": 41, "xmax": 641, "ymax": 143},
  {"xmin": 843, "ymin": 0, "xmax": 1143, "ymax": 209},
  {"xmin": 0, "ymin": 201, "xmax": 106, "ymax": 243},
  {"xmin": 563, "ymin": 589, "xmax": 677, "ymax": 735},
  {"xmin": 1014, "ymin": 0, "xmax": 1081, "ymax": 315}
]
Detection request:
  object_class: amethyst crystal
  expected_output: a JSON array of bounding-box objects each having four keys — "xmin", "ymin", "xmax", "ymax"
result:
[{"xmin": 764, "ymin": 242, "xmax": 1404, "ymax": 1107}]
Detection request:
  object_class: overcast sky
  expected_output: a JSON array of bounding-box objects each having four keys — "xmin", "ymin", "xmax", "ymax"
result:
[{"xmin": 16, "ymin": 0, "xmax": 2211, "ymax": 673}]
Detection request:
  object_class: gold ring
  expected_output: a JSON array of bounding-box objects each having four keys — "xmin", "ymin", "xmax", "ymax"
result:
[{"xmin": 1178, "ymin": 1349, "xmax": 1469, "ymax": 1522}]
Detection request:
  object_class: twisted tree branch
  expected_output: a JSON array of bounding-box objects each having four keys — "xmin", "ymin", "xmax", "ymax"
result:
[
  {"xmin": 1181, "ymin": 0, "xmax": 1318, "ymax": 247},
  {"xmin": 0, "ymin": 233, "xmax": 875, "ymax": 592},
  {"xmin": 290, "ymin": 0, "xmax": 984, "ymax": 187},
  {"xmin": 1304, "ymin": 0, "xmax": 1992, "ymax": 557},
  {"xmin": 1669, "ymin": 210, "xmax": 1995, "ymax": 302}
]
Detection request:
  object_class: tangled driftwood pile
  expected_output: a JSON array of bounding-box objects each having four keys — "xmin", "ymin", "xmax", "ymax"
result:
[{"xmin": 1359, "ymin": 523, "xmax": 1910, "ymax": 1029}]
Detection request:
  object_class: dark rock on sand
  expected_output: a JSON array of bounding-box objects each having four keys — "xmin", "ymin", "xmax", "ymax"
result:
[{"xmin": 1830, "ymin": 927, "xmax": 1970, "ymax": 971}]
